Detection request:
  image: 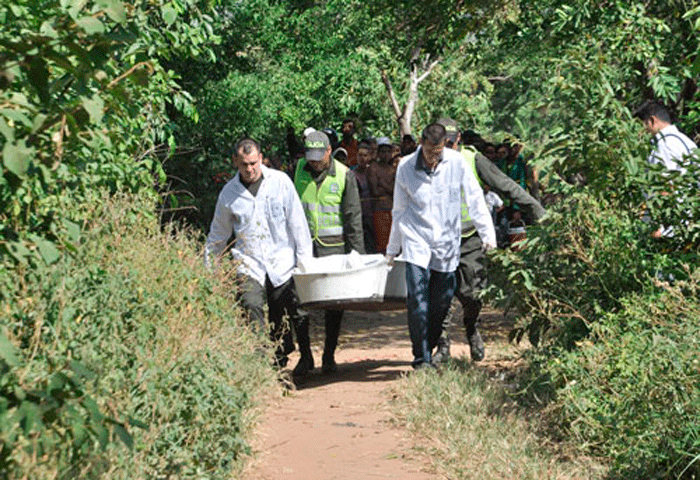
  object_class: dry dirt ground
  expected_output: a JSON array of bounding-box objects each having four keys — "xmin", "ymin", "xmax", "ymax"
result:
[{"xmin": 242, "ymin": 304, "xmax": 528, "ymax": 480}]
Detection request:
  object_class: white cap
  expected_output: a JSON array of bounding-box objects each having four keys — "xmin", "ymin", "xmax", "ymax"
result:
[{"xmin": 376, "ymin": 136, "xmax": 391, "ymax": 146}]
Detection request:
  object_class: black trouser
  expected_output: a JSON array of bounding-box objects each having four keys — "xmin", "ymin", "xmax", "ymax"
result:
[
  {"xmin": 323, "ymin": 309, "xmax": 343, "ymax": 363},
  {"xmin": 440, "ymin": 233, "xmax": 488, "ymax": 344},
  {"xmin": 239, "ymin": 275, "xmax": 311, "ymax": 362},
  {"xmin": 313, "ymin": 243, "xmax": 349, "ymax": 365}
]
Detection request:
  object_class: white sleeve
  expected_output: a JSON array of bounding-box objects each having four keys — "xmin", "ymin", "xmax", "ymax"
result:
[
  {"xmin": 492, "ymin": 192, "xmax": 504, "ymax": 208},
  {"xmin": 284, "ymin": 178, "xmax": 313, "ymax": 264},
  {"xmin": 386, "ymin": 168, "xmax": 407, "ymax": 256},
  {"xmin": 204, "ymin": 190, "xmax": 234, "ymax": 268},
  {"xmin": 462, "ymin": 165, "xmax": 496, "ymax": 248}
]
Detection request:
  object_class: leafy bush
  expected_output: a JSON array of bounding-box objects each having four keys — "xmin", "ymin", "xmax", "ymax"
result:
[
  {"xmin": 488, "ymin": 190, "xmax": 657, "ymax": 348},
  {"xmin": 545, "ymin": 269, "xmax": 700, "ymax": 478},
  {"xmin": 0, "ymin": 193, "xmax": 277, "ymax": 478}
]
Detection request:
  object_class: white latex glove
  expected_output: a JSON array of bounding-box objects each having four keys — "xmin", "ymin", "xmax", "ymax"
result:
[{"xmin": 385, "ymin": 254, "xmax": 396, "ymax": 267}]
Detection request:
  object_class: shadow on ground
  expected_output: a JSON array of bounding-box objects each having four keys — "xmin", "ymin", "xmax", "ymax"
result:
[{"xmin": 282, "ymin": 304, "xmax": 525, "ymax": 390}]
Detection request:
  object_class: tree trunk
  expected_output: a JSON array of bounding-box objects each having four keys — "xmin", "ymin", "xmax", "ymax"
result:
[{"xmin": 380, "ymin": 55, "xmax": 441, "ymax": 138}]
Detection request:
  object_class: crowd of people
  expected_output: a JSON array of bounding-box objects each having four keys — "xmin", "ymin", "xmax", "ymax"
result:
[
  {"xmin": 204, "ymin": 101, "xmax": 695, "ymax": 376},
  {"xmin": 282, "ymin": 118, "xmax": 543, "ymax": 253}
]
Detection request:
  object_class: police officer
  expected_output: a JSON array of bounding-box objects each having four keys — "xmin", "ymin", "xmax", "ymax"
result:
[
  {"xmin": 294, "ymin": 130, "xmax": 365, "ymax": 374},
  {"xmin": 434, "ymin": 118, "xmax": 546, "ymax": 363}
]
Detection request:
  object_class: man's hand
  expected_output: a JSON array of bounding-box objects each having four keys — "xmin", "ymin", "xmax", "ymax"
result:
[
  {"xmin": 385, "ymin": 254, "xmax": 396, "ymax": 267},
  {"xmin": 483, "ymin": 243, "xmax": 496, "ymax": 253}
]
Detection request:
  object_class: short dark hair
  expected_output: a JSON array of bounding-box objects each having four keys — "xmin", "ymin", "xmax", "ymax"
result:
[
  {"xmin": 234, "ymin": 138, "xmax": 261, "ymax": 157},
  {"xmin": 634, "ymin": 100, "xmax": 671, "ymax": 124},
  {"xmin": 358, "ymin": 141, "xmax": 371, "ymax": 151},
  {"xmin": 421, "ymin": 123, "xmax": 447, "ymax": 145}
]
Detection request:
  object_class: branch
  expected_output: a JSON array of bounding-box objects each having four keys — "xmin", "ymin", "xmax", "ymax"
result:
[
  {"xmin": 380, "ymin": 69, "xmax": 403, "ymax": 120},
  {"xmin": 487, "ymin": 75, "xmax": 513, "ymax": 82},
  {"xmin": 415, "ymin": 57, "xmax": 441, "ymax": 84}
]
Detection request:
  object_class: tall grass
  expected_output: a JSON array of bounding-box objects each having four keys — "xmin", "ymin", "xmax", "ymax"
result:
[
  {"xmin": 389, "ymin": 362, "xmax": 605, "ymax": 479},
  {"xmin": 1, "ymin": 193, "xmax": 279, "ymax": 478}
]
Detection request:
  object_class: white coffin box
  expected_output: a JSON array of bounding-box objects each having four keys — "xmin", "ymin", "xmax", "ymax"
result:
[{"xmin": 292, "ymin": 252, "xmax": 406, "ymax": 310}]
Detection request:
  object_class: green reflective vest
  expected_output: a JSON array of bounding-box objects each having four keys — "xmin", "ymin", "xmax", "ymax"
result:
[
  {"xmin": 294, "ymin": 159, "xmax": 347, "ymax": 247},
  {"xmin": 459, "ymin": 146, "xmax": 481, "ymax": 234}
]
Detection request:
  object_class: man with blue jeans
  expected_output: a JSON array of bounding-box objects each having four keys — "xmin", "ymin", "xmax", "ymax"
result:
[{"xmin": 386, "ymin": 124, "xmax": 496, "ymax": 369}]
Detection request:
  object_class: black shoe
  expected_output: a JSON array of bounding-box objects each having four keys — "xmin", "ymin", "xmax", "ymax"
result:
[
  {"xmin": 321, "ymin": 355, "xmax": 338, "ymax": 374},
  {"xmin": 467, "ymin": 328, "xmax": 485, "ymax": 362},
  {"xmin": 413, "ymin": 361, "xmax": 437, "ymax": 371},
  {"xmin": 292, "ymin": 354, "xmax": 314, "ymax": 377},
  {"xmin": 432, "ymin": 343, "xmax": 451, "ymax": 364}
]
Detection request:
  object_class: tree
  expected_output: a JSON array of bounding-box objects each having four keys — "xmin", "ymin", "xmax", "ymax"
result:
[{"xmin": 0, "ymin": 0, "xmax": 218, "ymax": 267}]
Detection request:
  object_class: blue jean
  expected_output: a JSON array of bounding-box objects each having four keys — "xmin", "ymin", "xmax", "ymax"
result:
[{"xmin": 405, "ymin": 262, "xmax": 457, "ymax": 367}]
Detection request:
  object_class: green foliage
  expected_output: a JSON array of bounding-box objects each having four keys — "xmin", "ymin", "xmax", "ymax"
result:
[
  {"xmin": 544, "ymin": 270, "xmax": 700, "ymax": 478},
  {"xmin": 0, "ymin": 194, "xmax": 277, "ymax": 478},
  {"xmin": 487, "ymin": 190, "xmax": 658, "ymax": 348},
  {"xmin": 0, "ymin": 0, "xmax": 219, "ymax": 267}
]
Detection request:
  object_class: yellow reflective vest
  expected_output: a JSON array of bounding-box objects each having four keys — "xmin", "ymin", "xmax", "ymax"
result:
[
  {"xmin": 294, "ymin": 159, "xmax": 347, "ymax": 247},
  {"xmin": 459, "ymin": 146, "xmax": 481, "ymax": 235}
]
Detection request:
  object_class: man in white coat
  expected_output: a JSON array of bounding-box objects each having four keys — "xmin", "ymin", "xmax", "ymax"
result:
[
  {"xmin": 386, "ymin": 123, "xmax": 496, "ymax": 369},
  {"xmin": 205, "ymin": 138, "xmax": 314, "ymax": 376}
]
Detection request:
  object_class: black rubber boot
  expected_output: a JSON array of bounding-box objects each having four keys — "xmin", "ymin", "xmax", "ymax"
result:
[
  {"xmin": 292, "ymin": 318, "xmax": 314, "ymax": 377},
  {"xmin": 322, "ymin": 310, "xmax": 342, "ymax": 374},
  {"xmin": 463, "ymin": 298, "xmax": 484, "ymax": 362},
  {"xmin": 432, "ymin": 334, "xmax": 451, "ymax": 364}
]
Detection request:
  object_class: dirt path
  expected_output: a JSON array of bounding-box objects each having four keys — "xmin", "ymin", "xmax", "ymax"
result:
[{"xmin": 242, "ymin": 306, "xmax": 521, "ymax": 480}]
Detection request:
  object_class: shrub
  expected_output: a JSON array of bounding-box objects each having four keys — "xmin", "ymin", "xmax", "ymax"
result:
[
  {"xmin": 545, "ymin": 268, "xmax": 700, "ymax": 478},
  {"xmin": 487, "ymin": 190, "xmax": 655, "ymax": 349},
  {"xmin": 0, "ymin": 193, "xmax": 277, "ymax": 478}
]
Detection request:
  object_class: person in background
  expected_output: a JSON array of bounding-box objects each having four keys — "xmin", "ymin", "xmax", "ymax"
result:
[
  {"xmin": 483, "ymin": 184, "xmax": 505, "ymax": 223},
  {"xmin": 391, "ymin": 142, "xmax": 402, "ymax": 167},
  {"xmin": 386, "ymin": 123, "xmax": 496, "ymax": 369},
  {"xmin": 433, "ymin": 118, "xmax": 545, "ymax": 363},
  {"xmin": 354, "ymin": 141, "xmax": 376, "ymax": 254},
  {"xmin": 401, "ymin": 134, "xmax": 417, "ymax": 156},
  {"xmin": 481, "ymin": 142, "xmax": 497, "ymax": 163},
  {"xmin": 205, "ymin": 138, "xmax": 313, "ymax": 375},
  {"xmin": 634, "ymin": 100, "xmax": 698, "ymax": 238},
  {"xmin": 368, "ymin": 137, "xmax": 397, "ymax": 253},
  {"xmin": 294, "ymin": 130, "xmax": 365, "ymax": 374},
  {"xmin": 338, "ymin": 118, "xmax": 359, "ymax": 168},
  {"xmin": 494, "ymin": 143, "xmax": 509, "ymax": 171}
]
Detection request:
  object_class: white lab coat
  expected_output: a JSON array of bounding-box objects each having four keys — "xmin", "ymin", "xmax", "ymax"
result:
[
  {"xmin": 387, "ymin": 146, "xmax": 496, "ymax": 272},
  {"xmin": 205, "ymin": 165, "xmax": 312, "ymax": 287},
  {"xmin": 649, "ymin": 124, "xmax": 698, "ymax": 174}
]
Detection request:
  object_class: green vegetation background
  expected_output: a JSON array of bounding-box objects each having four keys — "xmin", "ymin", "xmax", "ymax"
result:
[{"xmin": 1, "ymin": 0, "xmax": 699, "ymax": 478}]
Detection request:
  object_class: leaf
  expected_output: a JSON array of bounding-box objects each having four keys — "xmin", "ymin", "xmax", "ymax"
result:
[
  {"xmin": 27, "ymin": 57, "xmax": 49, "ymax": 105},
  {"xmin": 77, "ymin": 16, "xmax": 105, "ymax": 35},
  {"xmin": 161, "ymin": 4, "xmax": 178, "ymax": 26},
  {"xmin": 68, "ymin": 360, "xmax": 95, "ymax": 381},
  {"xmin": 19, "ymin": 401, "xmax": 42, "ymax": 435},
  {"xmin": 81, "ymin": 94, "xmax": 104, "ymax": 124},
  {"xmin": 94, "ymin": 423, "xmax": 109, "ymax": 449},
  {"xmin": 113, "ymin": 423, "xmax": 134, "ymax": 449},
  {"xmin": 128, "ymin": 416, "xmax": 149, "ymax": 430},
  {"xmin": 3, "ymin": 140, "xmax": 33, "ymax": 177},
  {"xmin": 97, "ymin": 0, "xmax": 127, "ymax": 23},
  {"xmin": 62, "ymin": 219, "xmax": 81, "ymax": 244},
  {"xmin": 82, "ymin": 396, "xmax": 103, "ymax": 422},
  {"xmin": 0, "ymin": 118, "xmax": 13, "ymax": 142},
  {"xmin": 0, "ymin": 333, "xmax": 20, "ymax": 368},
  {"xmin": 36, "ymin": 238, "xmax": 61, "ymax": 264}
]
